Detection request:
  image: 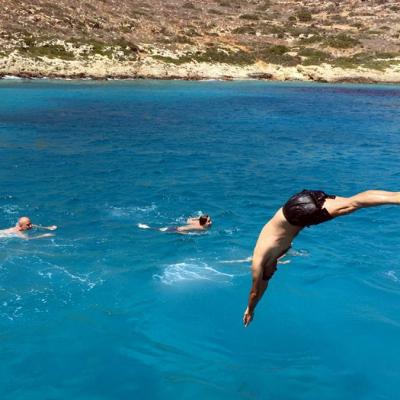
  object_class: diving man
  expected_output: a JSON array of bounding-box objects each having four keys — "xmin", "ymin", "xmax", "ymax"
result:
[{"xmin": 243, "ymin": 190, "xmax": 400, "ymax": 327}]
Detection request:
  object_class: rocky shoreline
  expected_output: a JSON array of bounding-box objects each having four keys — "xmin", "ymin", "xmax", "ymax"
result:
[{"xmin": 1, "ymin": 54, "xmax": 400, "ymax": 84}]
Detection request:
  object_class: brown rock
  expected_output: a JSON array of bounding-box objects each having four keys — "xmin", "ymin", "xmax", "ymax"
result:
[{"xmin": 247, "ymin": 72, "xmax": 273, "ymax": 80}]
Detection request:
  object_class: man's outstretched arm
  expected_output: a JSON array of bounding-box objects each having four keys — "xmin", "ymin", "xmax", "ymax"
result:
[
  {"xmin": 32, "ymin": 224, "xmax": 57, "ymax": 231},
  {"xmin": 243, "ymin": 258, "xmax": 277, "ymax": 327},
  {"xmin": 18, "ymin": 232, "xmax": 55, "ymax": 240}
]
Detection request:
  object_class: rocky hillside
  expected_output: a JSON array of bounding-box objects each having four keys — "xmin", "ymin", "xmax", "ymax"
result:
[{"xmin": 1, "ymin": 0, "xmax": 400, "ymax": 81}]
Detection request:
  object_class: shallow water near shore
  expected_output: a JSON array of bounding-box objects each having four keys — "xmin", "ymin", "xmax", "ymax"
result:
[{"xmin": 0, "ymin": 80, "xmax": 399, "ymax": 400}]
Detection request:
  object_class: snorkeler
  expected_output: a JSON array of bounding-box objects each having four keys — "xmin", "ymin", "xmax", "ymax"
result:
[
  {"xmin": 0, "ymin": 216, "xmax": 57, "ymax": 240},
  {"xmin": 243, "ymin": 190, "xmax": 400, "ymax": 327},
  {"xmin": 138, "ymin": 215, "xmax": 212, "ymax": 233}
]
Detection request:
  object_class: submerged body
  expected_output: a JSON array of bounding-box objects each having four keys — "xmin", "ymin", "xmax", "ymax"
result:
[
  {"xmin": 139, "ymin": 215, "xmax": 212, "ymax": 234},
  {"xmin": 243, "ymin": 190, "xmax": 400, "ymax": 327},
  {"xmin": 172, "ymin": 215, "xmax": 212, "ymax": 233}
]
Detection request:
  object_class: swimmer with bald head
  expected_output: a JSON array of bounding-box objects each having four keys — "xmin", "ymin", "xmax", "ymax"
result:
[{"xmin": 0, "ymin": 217, "xmax": 57, "ymax": 240}]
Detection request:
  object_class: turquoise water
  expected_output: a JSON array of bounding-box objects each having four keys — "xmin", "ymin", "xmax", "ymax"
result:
[{"xmin": 0, "ymin": 80, "xmax": 399, "ymax": 399}]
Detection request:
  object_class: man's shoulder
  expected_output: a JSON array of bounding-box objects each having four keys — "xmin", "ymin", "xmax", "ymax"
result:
[{"xmin": 0, "ymin": 227, "xmax": 16, "ymax": 233}]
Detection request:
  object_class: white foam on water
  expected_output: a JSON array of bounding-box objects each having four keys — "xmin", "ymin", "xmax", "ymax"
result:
[
  {"xmin": 138, "ymin": 223, "xmax": 151, "ymax": 229},
  {"xmin": 38, "ymin": 265, "xmax": 103, "ymax": 290},
  {"xmin": 108, "ymin": 204, "xmax": 158, "ymax": 218},
  {"xmin": 0, "ymin": 204, "xmax": 21, "ymax": 216},
  {"xmin": 361, "ymin": 269, "xmax": 400, "ymax": 295},
  {"xmin": 133, "ymin": 204, "xmax": 158, "ymax": 213},
  {"xmin": 385, "ymin": 270, "xmax": 400, "ymax": 282},
  {"xmin": 218, "ymin": 253, "xmax": 293, "ymax": 265},
  {"xmin": 218, "ymin": 257, "xmax": 252, "ymax": 264},
  {"xmin": 1, "ymin": 75, "xmax": 23, "ymax": 80},
  {"xmin": 154, "ymin": 261, "xmax": 234, "ymax": 285},
  {"xmin": 289, "ymin": 249, "xmax": 310, "ymax": 257}
]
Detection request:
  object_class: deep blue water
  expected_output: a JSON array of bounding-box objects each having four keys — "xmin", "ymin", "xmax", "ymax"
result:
[{"xmin": 0, "ymin": 79, "xmax": 399, "ymax": 400}]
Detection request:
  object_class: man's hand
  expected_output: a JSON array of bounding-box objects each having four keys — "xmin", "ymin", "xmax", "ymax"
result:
[
  {"xmin": 243, "ymin": 307, "xmax": 254, "ymax": 327},
  {"xmin": 32, "ymin": 224, "xmax": 58, "ymax": 231}
]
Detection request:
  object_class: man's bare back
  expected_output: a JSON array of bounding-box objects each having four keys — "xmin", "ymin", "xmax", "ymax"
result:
[
  {"xmin": 176, "ymin": 215, "xmax": 213, "ymax": 233},
  {"xmin": 243, "ymin": 189, "xmax": 400, "ymax": 327}
]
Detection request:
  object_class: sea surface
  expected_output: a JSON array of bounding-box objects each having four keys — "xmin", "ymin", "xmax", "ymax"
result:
[{"xmin": 0, "ymin": 79, "xmax": 399, "ymax": 400}]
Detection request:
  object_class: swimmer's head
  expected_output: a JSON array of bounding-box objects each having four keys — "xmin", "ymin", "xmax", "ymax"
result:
[
  {"xmin": 17, "ymin": 217, "xmax": 33, "ymax": 231},
  {"xmin": 199, "ymin": 215, "xmax": 212, "ymax": 227}
]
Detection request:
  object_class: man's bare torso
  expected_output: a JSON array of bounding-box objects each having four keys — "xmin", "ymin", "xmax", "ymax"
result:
[{"xmin": 252, "ymin": 208, "xmax": 302, "ymax": 267}]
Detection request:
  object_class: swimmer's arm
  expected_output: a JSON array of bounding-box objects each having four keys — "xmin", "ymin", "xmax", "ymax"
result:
[
  {"xmin": 18, "ymin": 233, "xmax": 55, "ymax": 240},
  {"xmin": 32, "ymin": 224, "xmax": 57, "ymax": 231},
  {"xmin": 243, "ymin": 257, "xmax": 276, "ymax": 327},
  {"xmin": 186, "ymin": 217, "xmax": 199, "ymax": 224},
  {"xmin": 243, "ymin": 259, "xmax": 264, "ymax": 327}
]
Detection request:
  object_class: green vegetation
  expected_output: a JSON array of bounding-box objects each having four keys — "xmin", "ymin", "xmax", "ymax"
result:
[
  {"xmin": 19, "ymin": 41, "xmax": 75, "ymax": 60},
  {"xmin": 232, "ymin": 25, "xmax": 256, "ymax": 35},
  {"xmin": 174, "ymin": 35, "xmax": 194, "ymax": 45},
  {"xmin": 193, "ymin": 48, "xmax": 255, "ymax": 65},
  {"xmin": 330, "ymin": 14, "xmax": 348, "ymax": 24},
  {"xmin": 258, "ymin": 24, "xmax": 286, "ymax": 36},
  {"xmin": 216, "ymin": 0, "xmax": 232, "ymax": 7},
  {"xmin": 151, "ymin": 43, "xmax": 400, "ymax": 72},
  {"xmin": 298, "ymin": 33, "xmax": 324, "ymax": 44},
  {"xmin": 153, "ymin": 48, "xmax": 255, "ymax": 65},
  {"xmin": 286, "ymin": 25, "xmax": 316, "ymax": 38},
  {"xmin": 351, "ymin": 22, "xmax": 364, "ymax": 29},
  {"xmin": 135, "ymin": 1, "xmax": 150, "ymax": 8},
  {"xmin": 216, "ymin": 0, "xmax": 242, "ymax": 8},
  {"xmin": 257, "ymin": 45, "xmax": 301, "ymax": 66},
  {"xmin": 298, "ymin": 47, "xmax": 331, "ymax": 65},
  {"xmin": 239, "ymin": 14, "xmax": 259, "ymax": 20},
  {"xmin": 7, "ymin": 0, "xmax": 399, "ymax": 77},
  {"xmin": 296, "ymin": 8, "xmax": 312, "ymax": 22},
  {"xmin": 324, "ymin": 33, "xmax": 359, "ymax": 48},
  {"xmin": 182, "ymin": 2, "xmax": 196, "ymax": 9},
  {"xmin": 375, "ymin": 52, "xmax": 399, "ymax": 59},
  {"xmin": 84, "ymin": 2, "xmax": 96, "ymax": 12},
  {"xmin": 208, "ymin": 8, "xmax": 224, "ymax": 15},
  {"xmin": 333, "ymin": 52, "xmax": 399, "ymax": 71},
  {"xmin": 120, "ymin": 23, "xmax": 135, "ymax": 34},
  {"xmin": 62, "ymin": 38, "xmax": 139, "ymax": 60},
  {"xmin": 185, "ymin": 27, "xmax": 201, "ymax": 37},
  {"xmin": 152, "ymin": 55, "xmax": 191, "ymax": 65}
]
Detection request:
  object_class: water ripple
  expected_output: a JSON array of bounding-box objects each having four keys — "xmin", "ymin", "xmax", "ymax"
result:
[
  {"xmin": 360, "ymin": 269, "xmax": 400, "ymax": 295},
  {"xmin": 154, "ymin": 260, "xmax": 234, "ymax": 285}
]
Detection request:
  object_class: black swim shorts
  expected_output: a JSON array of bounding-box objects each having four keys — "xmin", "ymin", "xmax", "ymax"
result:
[{"xmin": 282, "ymin": 190, "xmax": 336, "ymax": 227}]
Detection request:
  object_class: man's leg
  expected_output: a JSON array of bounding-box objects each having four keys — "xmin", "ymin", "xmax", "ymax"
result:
[{"xmin": 324, "ymin": 190, "xmax": 400, "ymax": 218}]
